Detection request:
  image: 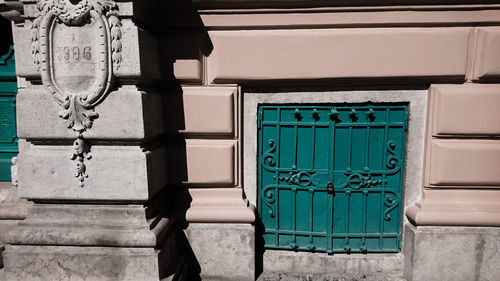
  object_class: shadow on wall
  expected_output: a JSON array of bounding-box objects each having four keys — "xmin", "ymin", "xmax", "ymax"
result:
[
  {"xmin": 156, "ymin": 0, "xmax": 214, "ymax": 187},
  {"xmin": 153, "ymin": 1, "xmax": 213, "ymax": 280},
  {"xmin": 0, "ymin": 16, "xmax": 13, "ymax": 55}
]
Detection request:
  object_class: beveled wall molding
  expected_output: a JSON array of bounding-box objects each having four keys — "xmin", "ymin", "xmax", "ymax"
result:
[{"xmin": 30, "ymin": 0, "xmax": 122, "ymax": 187}]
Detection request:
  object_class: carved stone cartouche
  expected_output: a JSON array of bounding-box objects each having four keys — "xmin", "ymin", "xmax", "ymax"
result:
[{"xmin": 30, "ymin": 0, "xmax": 122, "ymax": 187}]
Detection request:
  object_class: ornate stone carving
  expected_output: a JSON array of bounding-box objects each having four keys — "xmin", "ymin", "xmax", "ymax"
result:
[
  {"xmin": 11, "ymin": 157, "xmax": 18, "ymax": 186},
  {"xmin": 30, "ymin": 0, "xmax": 122, "ymax": 187}
]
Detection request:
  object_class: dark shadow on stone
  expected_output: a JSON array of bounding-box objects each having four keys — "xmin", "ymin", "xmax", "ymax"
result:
[
  {"xmin": 152, "ymin": 2, "xmax": 213, "ymax": 279},
  {"xmin": 255, "ymin": 215, "xmax": 266, "ymax": 280},
  {"xmin": 0, "ymin": 16, "xmax": 13, "ymax": 57},
  {"xmin": 155, "ymin": 0, "xmax": 213, "ymax": 82},
  {"xmin": 157, "ymin": 224, "xmax": 201, "ymax": 281}
]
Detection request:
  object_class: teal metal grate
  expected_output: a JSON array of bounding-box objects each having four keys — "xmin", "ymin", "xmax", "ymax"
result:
[
  {"xmin": 257, "ymin": 104, "xmax": 408, "ymax": 253},
  {"xmin": 0, "ymin": 45, "xmax": 18, "ymax": 181}
]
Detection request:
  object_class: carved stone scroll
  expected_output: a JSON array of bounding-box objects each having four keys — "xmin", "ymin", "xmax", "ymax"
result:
[{"xmin": 31, "ymin": 0, "xmax": 122, "ymax": 187}]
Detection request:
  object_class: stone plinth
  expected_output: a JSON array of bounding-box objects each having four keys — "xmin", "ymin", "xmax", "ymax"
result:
[
  {"xmin": 4, "ymin": 246, "xmax": 159, "ymax": 281},
  {"xmin": 184, "ymin": 223, "xmax": 255, "ymax": 281},
  {"xmin": 404, "ymin": 225, "xmax": 500, "ymax": 281}
]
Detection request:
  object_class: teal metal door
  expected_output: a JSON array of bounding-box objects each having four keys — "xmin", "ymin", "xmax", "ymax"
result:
[
  {"xmin": 258, "ymin": 104, "xmax": 407, "ymax": 253},
  {"xmin": 0, "ymin": 46, "xmax": 18, "ymax": 181}
]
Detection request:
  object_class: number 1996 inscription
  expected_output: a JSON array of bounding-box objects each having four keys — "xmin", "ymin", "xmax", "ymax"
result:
[{"xmin": 57, "ymin": 46, "xmax": 92, "ymax": 62}]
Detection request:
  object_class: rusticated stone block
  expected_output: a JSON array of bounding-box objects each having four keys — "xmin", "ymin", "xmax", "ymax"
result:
[
  {"xmin": 3, "ymin": 245, "xmax": 160, "ymax": 281},
  {"xmin": 184, "ymin": 223, "xmax": 255, "ymax": 281},
  {"xmin": 14, "ymin": 18, "xmax": 160, "ymax": 82},
  {"xmin": 17, "ymin": 86, "xmax": 164, "ymax": 141},
  {"xmin": 473, "ymin": 27, "xmax": 500, "ymax": 81},
  {"xmin": 426, "ymin": 139, "xmax": 500, "ymax": 187},
  {"xmin": 406, "ymin": 226, "xmax": 500, "ymax": 281},
  {"xmin": 165, "ymin": 87, "xmax": 237, "ymax": 136},
  {"xmin": 17, "ymin": 143, "xmax": 167, "ymax": 201},
  {"xmin": 208, "ymin": 28, "xmax": 470, "ymax": 83},
  {"xmin": 167, "ymin": 139, "xmax": 238, "ymax": 186},
  {"xmin": 429, "ymin": 84, "xmax": 500, "ymax": 136}
]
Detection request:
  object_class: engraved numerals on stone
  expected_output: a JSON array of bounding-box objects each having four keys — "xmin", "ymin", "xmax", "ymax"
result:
[{"xmin": 58, "ymin": 46, "xmax": 92, "ymax": 62}]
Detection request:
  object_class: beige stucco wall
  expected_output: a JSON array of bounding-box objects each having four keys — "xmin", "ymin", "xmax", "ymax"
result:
[{"xmin": 156, "ymin": 7, "xmax": 500, "ymax": 226}]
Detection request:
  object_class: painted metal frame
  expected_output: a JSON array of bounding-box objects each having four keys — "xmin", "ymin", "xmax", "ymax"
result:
[
  {"xmin": 257, "ymin": 104, "xmax": 408, "ymax": 253},
  {"xmin": 0, "ymin": 45, "xmax": 17, "ymax": 181}
]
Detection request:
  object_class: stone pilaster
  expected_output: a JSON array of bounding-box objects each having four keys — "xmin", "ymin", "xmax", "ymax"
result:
[
  {"xmin": 405, "ymin": 83, "xmax": 500, "ymax": 280},
  {"xmin": 0, "ymin": 1, "xmax": 179, "ymax": 280}
]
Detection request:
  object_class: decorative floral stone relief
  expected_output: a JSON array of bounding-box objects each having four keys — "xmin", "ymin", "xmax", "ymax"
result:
[{"xmin": 31, "ymin": 0, "xmax": 122, "ymax": 187}]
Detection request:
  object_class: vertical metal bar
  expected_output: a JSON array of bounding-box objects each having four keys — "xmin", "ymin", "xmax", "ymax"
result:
[
  {"xmin": 364, "ymin": 113, "xmax": 371, "ymax": 171},
  {"xmin": 312, "ymin": 115, "xmax": 317, "ymax": 170},
  {"xmin": 292, "ymin": 108, "xmax": 298, "ymax": 248},
  {"xmin": 275, "ymin": 107, "xmax": 281, "ymax": 245},
  {"xmin": 310, "ymin": 115, "xmax": 317, "ymax": 248},
  {"xmin": 347, "ymin": 125, "xmax": 353, "ymax": 171},
  {"xmin": 379, "ymin": 108, "xmax": 390, "ymax": 250},
  {"xmin": 345, "ymin": 190, "xmax": 350, "ymax": 252},
  {"xmin": 293, "ymin": 109, "xmax": 299, "ymax": 169},
  {"xmin": 327, "ymin": 107, "xmax": 335, "ymax": 253},
  {"xmin": 257, "ymin": 107, "xmax": 263, "ymax": 242},
  {"xmin": 362, "ymin": 189, "xmax": 368, "ymax": 251},
  {"xmin": 293, "ymin": 187, "xmax": 297, "ymax": 249},
  {"xmin": 363, "ymin": 110, "xmax": 370, "ymax": 251},
  {"xmin": 309, "ymin": 188, "xmax": 314, "ymax": 249}
]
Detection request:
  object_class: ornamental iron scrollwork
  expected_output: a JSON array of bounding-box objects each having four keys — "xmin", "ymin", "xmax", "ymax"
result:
[
  {"xmin": 30, "ymin": 0, "xmax": 122, "ymax": 187},
  {"xmin": 261, "ymin": 184, "xmax": 277, "ymax": 218},
  {"xmin": 262, "ymin": 139, "xmax": 277, "ymax": 171},
  {"xmin": 334, "ymin": 173, "xmax": 384, "ymax": 189},
  {"xmin": 386, "ymin": 140, "xmax": 401, "ymax": 175},
  {"xmin": 383, "ymin": 192, "xmax": 399, "ymax": 221},
  {"xmin": 279, "ymin": 171, "xmax": 312, "ymax": 187}
]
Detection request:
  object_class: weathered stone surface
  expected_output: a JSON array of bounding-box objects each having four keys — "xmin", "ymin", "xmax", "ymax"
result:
[
  {"xmin": 113, "ymin": 19, "xmax": 160, "ymax": 82},
  {"xmin": 263, "ymin": 251, "xmax": 404, "ymax": 277},
  {"xmin": 4, "ymin": 204, "xmax": 156, "ymax": 247},
  {"xmin": 184, "ymin": 223, "xmax": 255, "ymax": 281},
  {"xmin": 3, "ymin": 245, "xmax": 159, "ymax": 281},
  {"xmin": 17, "ymin": 143, "xmax": 167, "ymax": 201},
  {"xmin": 17, "ymin": 86, "xmax": 164, "ymax": 140},
  {"xmin": 13, "ymin": 18, "xmax": 160, "ymax": 82},
  {"xmin": 257, "ymin": 273, "xmax": 406, "ymax": 281},
  {"xmin": 407, "ymin": 226, "xmax": 500, "ymax": 281},
  {"xmin": 0, "ymin": 182, "xmax": 31, "ymax": 220}
]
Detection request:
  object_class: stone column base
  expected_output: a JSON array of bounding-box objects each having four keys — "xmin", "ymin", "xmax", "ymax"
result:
[
  {"xmin": 404, "ymin": 225, "xmax": 500, "ymax": 281},
  {"xmin": 4, "ymin": 245, "xmax": 159, "ymax": 281},
  {"xmin": 184, "ymin": 223, "xmax": 255, "ymax": 281}
]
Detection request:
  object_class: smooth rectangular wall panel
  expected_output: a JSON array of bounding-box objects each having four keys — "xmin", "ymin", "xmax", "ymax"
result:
[
  {"xmin": 430, "ymin": 85, "xmax": 500, "ymax": 136},
  {"xmin": 165, "ymin": 87, "xmax": 236, "ymax": 136},
  {"xmin": 427, "ymin": 139, "xmax": 500, "ymax": 187},
  {"xmin": 167, "ymin": 140, "xmax": 237, "ymax": 186},
  {"xmin": 473, "ymin": 27, "xmax": 500, "ymax": 81},
  {"xmin": 207, "ymin": 28, "xmax": 470, "ymax": 82}
]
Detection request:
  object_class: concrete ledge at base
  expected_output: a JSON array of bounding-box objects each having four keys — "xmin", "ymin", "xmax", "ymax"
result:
[
  {"xmin": 3, "ymin": 245, "xmax": 160, "ymax": 281},
  {"xmin": 405, "ymin": 226, "xmax": 500, "ymax": 281},
  {"xmin": 184, "ymin": 223, "xmax": 255, "ymax": 281},
  {"xmin": 257, "ymin": 273, "xmax": 406, "ymax": 281},
  {"xmin": 263, "ymin": 251, "xmax": 404, "ymax": 277}
]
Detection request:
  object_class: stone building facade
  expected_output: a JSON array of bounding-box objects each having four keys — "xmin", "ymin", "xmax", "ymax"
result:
[{"xmin": 0, "ymin": 0, "xmax": 499, "ymax": 280}]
